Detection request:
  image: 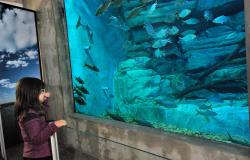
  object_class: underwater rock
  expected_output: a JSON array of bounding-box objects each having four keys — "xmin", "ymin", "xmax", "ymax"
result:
[
  {"xmin": 126, "ymin": 51, "xmax": 152, "ymax": 58},
  {"xmin": 124, "ymin": 0, "xmax": 196, "ymax": 27},
  {"xmin": 184, "ymin": 44, "xmax": 239, "ymax": 71},
  {"xmin": 159, "ymin": 78, "xmax": 174, "ymax": 95},
  {"xmin": 180, "ymin": 31, "xmax": 244, "ymax": 52},
  {"xmin": 204, "ymin": 65, "xmax": 246, "ymax": 84},
  {"xmin": 146, "ymin": 56, "xmax": 186, "ymax": 75},
  {"xmin": 229, "ymin": 11, "xmax": 245, "ymax": 31},
  {"xmin": 118, "ymin": 56, "xmax": 150, "ymax": 71},
  {"xmin": 196, "ymin": 0, "xmax": 241, "ymax": 11},
  {"xmin": 114, "ymin": 68, "xmax": 161, "ymax": 102},
  {"xmin": 134, "ymin": 106, "xmax": 168, "ymax": 125},
  {"xmin": 184, "ymin": 89, "xmax": 215, "ymax": 99}
]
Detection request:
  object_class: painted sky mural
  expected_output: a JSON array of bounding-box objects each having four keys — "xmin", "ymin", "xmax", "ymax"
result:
[{"xmin": 0, "ymin": 3, "xmax": 41, "ymax": 104}]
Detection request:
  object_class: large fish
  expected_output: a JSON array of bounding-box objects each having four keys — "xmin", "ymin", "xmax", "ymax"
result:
[
  {"xmin": 76, "ymin": 16, "xmax": 82, "ymax": 29},
  {"xmin": 108, "ymin": 16, "xmax": 130, "ymax": 31},
  {"xmin": 126, "ymin": 4, "xmax": 146, "ymax": 19},
  {"xmin": 75, "ymin": 96, "xmax": 86, "ymax": 105},
  {"xmin": 95, "ymin": 0, "xmax": 113, "ymax": 16},
  {"xmin": 75, "ymin": 76, "xmax": 84, "ymax": 84},
  {"xmin": 196, "ymin": 109, "xmax": 218, "ymax": 117},
  {"xmin": 84, "ymin": 63, "xmax": 100, "ymax": 72},
  {"xmin": 76, "ymin": 85, "xmax": 89, "ymax": 94},
  {"xmin": 84, "ymin": 25, "xmax": 94, "ymax": 44},
  {"xmin": 199, "ymin": 104, "xmax": 212, "ymax": 110}
]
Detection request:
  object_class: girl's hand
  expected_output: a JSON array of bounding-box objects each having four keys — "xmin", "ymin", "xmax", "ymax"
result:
[{"xmin": 54, "ymin": 120, "xmax": 67, "ymax": 128}]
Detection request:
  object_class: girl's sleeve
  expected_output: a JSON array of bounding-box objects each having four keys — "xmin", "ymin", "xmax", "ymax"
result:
[{"xmin": 24, "ymin": 118, "xmax": 58, "ymax": 145}]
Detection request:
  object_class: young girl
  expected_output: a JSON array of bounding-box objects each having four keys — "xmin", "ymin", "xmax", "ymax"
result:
[{"xmin": 15, "ymin": 77, "xmax": 67, "ymax": 160}]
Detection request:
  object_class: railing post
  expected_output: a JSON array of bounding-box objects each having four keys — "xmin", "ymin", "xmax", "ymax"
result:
[
  {"xmin": 0, "ymin": 109, "xmax": 7, "ymax": 160},
  {"xmin": 50, "ymin": 132, "xmax": 60, "ymax": 160}
]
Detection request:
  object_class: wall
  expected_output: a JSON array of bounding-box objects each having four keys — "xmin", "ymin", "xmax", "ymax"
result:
[{"xmin": 19, "ymin": 0, "xmax": 250, "ymax": 160}]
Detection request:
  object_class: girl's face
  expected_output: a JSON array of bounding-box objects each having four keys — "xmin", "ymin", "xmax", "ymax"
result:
[{"xmin": 38, "ymin": 89, "xmax": 51, "ymax": 103}]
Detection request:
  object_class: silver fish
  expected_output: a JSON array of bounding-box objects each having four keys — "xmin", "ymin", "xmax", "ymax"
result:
[
  {"xmin": 143, "ymin": 22, "xmax": 155, "ymax": 36},
  {"xmin": 212, "ymin": 15, "xmax": 230, "ymax": 24},
  {"xmin": 167, "ymin": 26, "xmax": 179, "ymax": 35},
  {"xmin": 153, "ymin": 28, "xmax": 168, "ymax": 39},
  {"xmin": 180, "ymin": 29, "xmax": 196, "ymax": 36},
  {"xmin": 204, "ymin": 10, "xmax": 213, "ymax": 21},
  {"xmin": 154, "ymin": 49, "xmax": 164, "ymax": 58},
  {"xmin": 148, "ymin": 0, "xmax": 157, "ymax": 14},
  {"xmin": 199, "ymin": 104, "xmax": 212, "ymax": 110},
  {"xmin": 196, "ymin": 109, "xmax": 218, "ymax": 116},
  {"xmin": 179, "ymin": 9, "xmax": 191, "ymax": 18},
  {"xmin": 108, "ymin": 16, "xmax": 130, "ymax": 31},
  {"xmin": 180, "ymin": 33, "xmax": 196, "ymax": 42},
  {"xmin": 152, "ymin": 39, "xmax": 172, "ymax": 48},
  {"xmin": 183, "ymin": 18, "xmax": 200, "ymax": 25}
]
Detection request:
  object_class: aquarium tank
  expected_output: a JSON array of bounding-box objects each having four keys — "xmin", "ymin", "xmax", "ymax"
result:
[{"xmin": 64, "ymin": 0, "xmax": 250, "ymax": 146}]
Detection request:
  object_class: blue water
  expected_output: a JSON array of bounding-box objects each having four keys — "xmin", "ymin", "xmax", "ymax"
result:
[{"xmin": 64, "ymin": 0, "xmax": 249, "ymax": 146}]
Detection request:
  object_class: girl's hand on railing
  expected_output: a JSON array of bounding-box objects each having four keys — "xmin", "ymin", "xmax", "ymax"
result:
[{"xmin": 54, "ymin": 120, "xmax": 67, "ymax": 128}]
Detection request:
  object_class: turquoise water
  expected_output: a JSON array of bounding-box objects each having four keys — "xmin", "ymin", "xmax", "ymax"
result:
[{"xmin": 64, "ymin": 0, "xmax": 250, "ymax": 146}]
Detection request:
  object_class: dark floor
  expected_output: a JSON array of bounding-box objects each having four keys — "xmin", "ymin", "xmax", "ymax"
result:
[{"xmin": 6, "ymin": 144, "xmax": 98, "ymax": 160}]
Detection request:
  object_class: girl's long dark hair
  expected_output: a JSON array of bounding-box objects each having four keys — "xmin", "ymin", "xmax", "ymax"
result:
[{"xmin": 15, "ymin": 77, "xmax": 46, "ymax": 121}]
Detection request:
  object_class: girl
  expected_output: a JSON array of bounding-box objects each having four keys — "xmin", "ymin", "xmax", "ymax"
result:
[{"xmin": 15, "ymin": 77, "xmax": 67, "ymax": 160}]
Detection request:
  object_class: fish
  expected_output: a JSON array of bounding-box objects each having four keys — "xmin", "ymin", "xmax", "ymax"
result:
[
  {"xmin": 84, "ymin": 63, "xmax": 100, "ymax": 72},
  {"xmin": 84, "ymin": 45, "xmax": 95, "ymax": 65},
  {"xmin": 154, "ymin": 49, "xmax": 165, "ymax": 58},
  {"xmin": 143, "ymin": 22, "xmax": 155, "ymax": 36},
  {"xmin": 126, "ymin": 5, "xmax": 146, "ymax": 19},
  {"xmin": 196, "ymin": 109, "xmax": 218, "ymax": 117},
  {"xmin": 225, "ymin": 32, "xmax": 237, "ymax": 40},
  {"xmin": 76, "ymin": 85, "xmax": 89, "ymax": 94},
  {"xmin": 199, "ymin": 104, "xmax": 212, "ymax": 110},
  {"xmin": 208, "ymin": 94, "xmax": 223, "ymax": 103},
  {"xmin": 153, "ymin": 28, "xmax": 168, "ymax": 39},
  {"xmin": 179, "ymin": 9, "xmax": 191, "ymax": 18},
  {"xmin": 140, "ymin": 0, "xmax": 154, "ymax": 4},
  {"xmin": 167, "ymin": 26, "xmax": 179, "ymax": 35},
  {"xmin": 76, "ymin": 16, "xmax": 82, "ymax": 29},
  {"xmin": 180, "ymin": 29, "xmax": 196, "ymax": 36},
  {"xmin": 212, "ymin": 15, "xmax": 230, "ymax": 24},
  {"xmin": 95, "ymin": 0, "xmax": 112, "ymax": 16},
  {"xmin": 183, "ymin": 18, "xmax": 200, "ymax": 25},
  {"xmin": 180, "ymin": 33, "xmax": 197, "ymax": 42},
  {"xmin": 84, "ymin": 25, "xmax": 94, "ymax": 44},
  {"xmin": 147, "ymin": 0, "xmax": 157, "ymax": 14},
  {"xmin": 102, "ymin": 86, "xmax": 114, "ymax": 99},
  {"xmin": 111, "ymin": 0, "xmax": 123, "ymax": 7},
  {"xmin": 108, "ymin": 16, "xmax": 130, "ymax": 31},
  {"xmin": 156, "ymin": 99, "xmax": 178, "ymax": 108},
  {"xmin": 75, "ymin": 77, "xmax": 84, "ymax": 84},
  {"xmin": 226, "ymin": 130, "xmax": 250, "ymax": 147},
  {"xmin": 152, "ymin": 39, "xmax": 172, "ymax": 48},
  {"xmin": 204, "ymin": 10, "xmax": 213, "ymax": 21},
  {"xmin": 75, "ymin": 96, "xmax": 86, "ymax": 105},
  {"xmin": 74, "ymin": 88, "xmax": 85, "ymax": 97}
]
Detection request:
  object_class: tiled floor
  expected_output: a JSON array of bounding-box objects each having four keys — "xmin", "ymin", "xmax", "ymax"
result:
[{"xmin": 5, "ymin": 144, "xmax": 98, "ymax": 160}]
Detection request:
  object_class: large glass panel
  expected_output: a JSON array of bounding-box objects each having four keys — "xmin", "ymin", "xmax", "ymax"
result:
[{"xmin": 64, "ymin": 0, "xmax": 249, "ymax": 146}]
